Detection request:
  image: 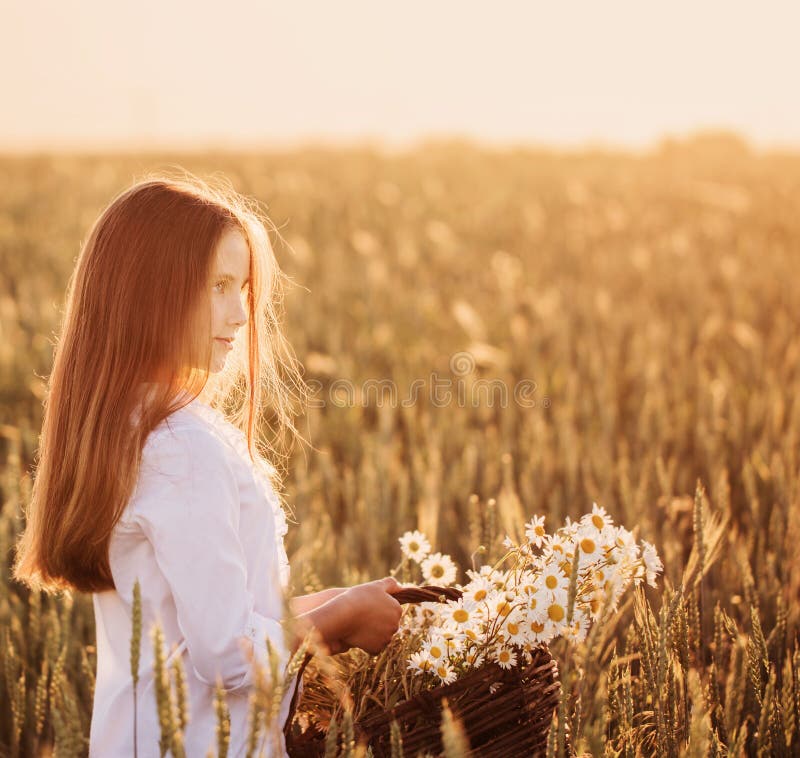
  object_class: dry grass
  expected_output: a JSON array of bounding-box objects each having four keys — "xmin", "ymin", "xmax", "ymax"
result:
[{"xmin": 2, "ymin": 135, "xmax": 800, "ymax": 755}]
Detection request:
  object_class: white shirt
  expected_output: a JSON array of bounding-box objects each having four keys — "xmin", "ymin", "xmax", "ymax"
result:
[{"xmin": 90, "ymin": 394, "xmax": 300, "ymax": 757}]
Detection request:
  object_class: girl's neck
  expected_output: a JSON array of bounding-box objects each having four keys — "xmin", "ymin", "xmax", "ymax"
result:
[{"xmin": 136, "ymin": 381, "xmax": 212, "ymax": 409}]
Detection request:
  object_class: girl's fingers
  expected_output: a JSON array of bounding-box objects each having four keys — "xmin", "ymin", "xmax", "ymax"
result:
[{"xmin": 382, "ymin": 576, "xmax": 402, "ymax": 593}]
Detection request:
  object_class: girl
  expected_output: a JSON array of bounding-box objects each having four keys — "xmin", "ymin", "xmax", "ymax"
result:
[{"xmin": 12, "ymin": 171, "xmax": 404, "ymax": 757}]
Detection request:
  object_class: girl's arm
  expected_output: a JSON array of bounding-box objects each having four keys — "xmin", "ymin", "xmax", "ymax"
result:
[
  {"xmin": 283, "ymin": 578, "xmax": 403, "ymax": 657},
  {"xmin": 285, "ymin": 592, "xmax": 352, "ymax": 656},
  {"xmin": 289, "ymin": 587, "xmax": 347, "ymax": 616},
  {"xmin": 134, "ymin": 428, "xmax": 290, "ymax": 693}
]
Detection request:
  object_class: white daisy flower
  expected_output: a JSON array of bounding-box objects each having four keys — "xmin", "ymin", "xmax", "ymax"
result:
[
  {"xmin": 489, "ymin": 569, "xmax": 512, "ymax": 592},
  {"xmin": 518, "ymin": 571, "xmax": 541, "ymax": 598},
  {"xmin": 501, "ymin": 613, "xmax": 530, "ymax": 647},
  {"xmin": 486, "ymin": 589, "xmax": 517, "ymax": 620},
  {"xmin": 422, "ymin": 637, "xmax": 448, "ymax": 662},
  {"xmin": 542, "ymin": 533, "xmax": 569, "ymax": 561},
  {"xmin": 460, "ymin": 624, "xmax": 485, "ymax": 644},
  {"xmin": 544, "ymin": 590, "xmax": 569, "ymax": 630},
  {"xmin": 527, "ymin": 587, "xmax": 551, "ymax": 622},
  {"xmin": 441, "ymin": 597, "xmax": 479, "ymax": 627},
  {"xmin": 575, "ymin": 525, "xmax": 603, "ymax": 567},
  {"xmin": 587, "ymin": 502, "xmax": 614, "ymax": 532},
  {"xmin": 584, "ymin": 577, "xmax": 609, "ymax": 619},
  {"xmin": 540, "ymin": 563, "xmax": 569, "ymax": 595},
  {"xmin": 524, "ymin": 515, "xmax": 547, "ymax": 548},
  {"xmin": 492, "ymin": 645, "xmax": 518, "ymax": 670},
  {"xmin": 465, "ymin": 565, "xmax": 503, "ymax": 586},
  {"xmin": 463, "ymin": 648, "xmax": 486, "ymax": 668},
  {"xmin": 398, "ymin": 530, "xmax": 431, "ymax": 562},
  {"xmin": 561, "ymin": 516, "xmax": 580, "ymax": 540},
  {"xmin": 421, "ymin": 552, "xmax": 458, "ymax": 585},
  {"xmin": 641, "ymin": 540, "xmax": 663, "ymax": 587},
  {"xmin": 433, "ymin": 660, "xmax": 457, "ymax": 684},
  {"xmin": 407, "ymin": 650, "xmax": 434, "ymax": 675},
  {"xmin": 528, "ymin": 618, "xmax": 550, "ymax": 643},
  {"xmin": 563, "ymin": 607, "xmax": 590, "ymax": 644},
  {"xmin": 611, "ymin": 526, "xmax": 640, "ymax": 564},
  {"xmin": 461, "ymin": 575, "xmax": 493, "ymax": 604},
  {"xmin": 439, "ymin": 629, "xmax": 465, "ymax": 655}
]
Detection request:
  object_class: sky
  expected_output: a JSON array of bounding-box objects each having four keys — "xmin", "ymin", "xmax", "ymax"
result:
[{"xmin": 2, "ymin": 0, "xmax": 799, "ymax": 152}]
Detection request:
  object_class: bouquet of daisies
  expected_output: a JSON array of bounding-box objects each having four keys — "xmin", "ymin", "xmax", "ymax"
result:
[
  {"xmin": 398, "ymin": 503, "xmax": 663, "ymax": 687},
  {"xmin": 286, "ymin": 503, "xmax": 663, "ymax": 756}
]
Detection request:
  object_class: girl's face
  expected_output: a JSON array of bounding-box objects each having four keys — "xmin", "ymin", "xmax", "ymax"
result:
[{"xmin": 196, "ymin": 226, "xmax": 250, "ymax": 373}]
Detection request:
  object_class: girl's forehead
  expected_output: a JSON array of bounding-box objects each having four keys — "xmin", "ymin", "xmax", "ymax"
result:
[{"xmin": 213, "ymin": 228, "xmax": 251, "ymax": 273}]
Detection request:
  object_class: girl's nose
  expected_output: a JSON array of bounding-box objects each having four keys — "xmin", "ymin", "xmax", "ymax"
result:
[{"xmin": 231, "ymin": 295, "xmax": 248, "ymax": 327}]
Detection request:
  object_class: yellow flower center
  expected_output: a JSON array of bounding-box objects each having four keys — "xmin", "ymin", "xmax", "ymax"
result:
[
  {"xmin": 545, "ymin": 575, "xmax": 558, "ymax": 590},
  {"xmin": 548, "ymin": 604, "xmax": 565, "ymax": 622},
  {"xmin": 499, "ymin": 650, "xmax": 510, "ymax": 663},
  {"xmin": 473, "ymin": 589, "xmax": 487, "ymax": 602},
  {"xmin": 429, "ymin": 645, "xmax": 443, "ymax": 659},
  {"xmin": 507, "ymin": 622, "xmax": 519, "ymax": 635},
  {"xmin": 592, "ymin": 515, "xmax": 604, "ymax": 530},
  {"xmin": 465, "ymin": 628, "xmax": 478, "ymax": 641},
  {"xmin": 431, "ymin": 565, "xmax": 444, "ymax": 578},
  {"xmin": 581, "ymin": 538, "xmax": 596, "ymax": 554},
  {"xmin": 496, "ymin": 601, "xmax": 512, "ymax": 617},
  {"xmin": 531, "ymin": 621, "xmax": 545, "ymax": 633},
  {"xmin": 453, "ymin": 609, "xmax": 469, "ymax": 623},
  {"xmin": 437, "ymin": 665, "xmax": 449, "ymax": 677},
  {"xmin": 409, "ymin": 541, "xmax": 419, "ymax": 552}
]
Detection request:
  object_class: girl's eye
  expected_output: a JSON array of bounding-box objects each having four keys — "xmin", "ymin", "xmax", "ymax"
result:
[{"xmin": 214, "ymin": 280, "xmax": 249, "ymax": 296}]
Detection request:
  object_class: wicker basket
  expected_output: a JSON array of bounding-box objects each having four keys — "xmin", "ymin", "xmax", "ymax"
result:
[{"xmin": 284, "ymin": 586, "xmax": 561, "ymax": 757}]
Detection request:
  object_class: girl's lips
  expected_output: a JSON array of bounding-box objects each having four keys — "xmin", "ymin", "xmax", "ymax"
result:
[{"xmin": 215, "ymin": 338, "xmax": 233, "ymax": 350}]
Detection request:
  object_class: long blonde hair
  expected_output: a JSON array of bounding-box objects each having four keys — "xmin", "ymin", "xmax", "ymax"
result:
[{"xmin": 12, "ymin": 169, "xmax": 310, "ymax": 594}]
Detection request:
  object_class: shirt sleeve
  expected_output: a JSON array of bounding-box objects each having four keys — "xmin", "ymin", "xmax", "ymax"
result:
[{"xmin": 132, "ymin": 424, "xmax": 290, "ymax": 694}]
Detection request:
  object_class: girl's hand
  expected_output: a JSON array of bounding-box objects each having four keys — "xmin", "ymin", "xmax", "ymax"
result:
[
  {"xmin": 289, "ymin": 586, "xmax": 348, "ymax": 616},
  {"xmin": 332, "ymin": 576, "xmax": 403, "ymax": 655}
]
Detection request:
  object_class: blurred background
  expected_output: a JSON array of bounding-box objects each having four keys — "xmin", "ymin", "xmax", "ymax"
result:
[
  {"xmin": 2, "ymin": 0, "xmax": 800, "ymax": 152},
  {"xmin": 2, "ymin": 2, "xmax": 800, "ymax": 755}
]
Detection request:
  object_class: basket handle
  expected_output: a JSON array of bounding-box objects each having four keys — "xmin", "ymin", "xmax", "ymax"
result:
[
  {"xmin": 283, "ymin": 584, "xmax": 462, "ymax": 739},
  {"xmin": 391, "ymin": 584, "xmax": 463, "ymax": 604}
]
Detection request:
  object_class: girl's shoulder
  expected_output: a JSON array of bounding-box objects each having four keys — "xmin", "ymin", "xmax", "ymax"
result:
[
  {"xmin": 145, "ymin": 404, "xmax": 212, "ymax": 445},
  {"xmin": 141, "ymin": 403, "xmax": 233, "ymax": 473}
]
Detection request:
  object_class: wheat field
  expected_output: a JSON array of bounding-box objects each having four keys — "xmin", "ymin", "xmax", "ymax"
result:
[{"xmin": 1, "ymin": 135, "xmax": 800, "ymax": 756}]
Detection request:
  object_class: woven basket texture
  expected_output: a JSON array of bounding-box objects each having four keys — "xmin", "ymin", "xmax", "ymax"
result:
[{"xmin": 284, "ymin": 586, "xmax": 561, "ymax": 757}]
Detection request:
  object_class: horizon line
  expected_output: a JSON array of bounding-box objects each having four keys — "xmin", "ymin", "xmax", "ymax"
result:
[{"xmin": 2, "ymin": 128, "xmax": 800, "ymax": 158}]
